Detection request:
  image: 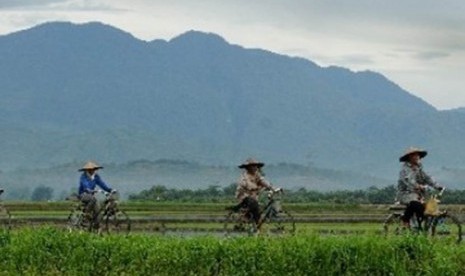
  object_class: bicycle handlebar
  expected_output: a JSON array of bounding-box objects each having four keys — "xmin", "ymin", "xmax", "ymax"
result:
[
  {"xmin": 267, "ymin": 187, "xmax": 284, "ymax": 198},
  {"xmin": 85, "ymin": 189, "xmax": 117, "ymax": 195},
  {"xmin": 420, "ymin": 185, "xmax": 445, "ymax": 199}
]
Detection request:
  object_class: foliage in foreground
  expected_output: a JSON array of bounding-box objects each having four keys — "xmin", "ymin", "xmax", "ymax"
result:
[{"xmin": 0, "ymin": 228, "xmax": 464, "ymax": 275}]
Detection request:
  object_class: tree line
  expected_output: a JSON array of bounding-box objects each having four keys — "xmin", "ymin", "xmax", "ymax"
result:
[
  {"xmin": 128, "ymin": 184, "xmax": 465, "ymax": 204},
  {"xmin": 13, "ymin": 183, "xmax": 465, "ymax": 204}
]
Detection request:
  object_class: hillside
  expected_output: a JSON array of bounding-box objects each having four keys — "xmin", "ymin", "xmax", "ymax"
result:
[{"xmin": 1, "ymin": 21, "xmax": 465, "ymax": 187}]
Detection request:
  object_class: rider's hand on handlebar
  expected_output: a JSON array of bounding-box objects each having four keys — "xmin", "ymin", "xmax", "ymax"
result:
[{"xmin": 85, "ymin": 189, "xmax": 98, "ymax": 194}]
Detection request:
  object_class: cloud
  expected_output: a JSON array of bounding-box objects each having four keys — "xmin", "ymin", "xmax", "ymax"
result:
[
  {"xmin": 333, "ymin": 55, "xmax": 375, "ymax": 66},
  {"xmin": 414, "ymin": 51, "xmax": 450, "ymax": 61},
  {"xmin": 0, "ymin": 0, "xmax": 64, "ymax": 9},
  {"xmin": 0, "ymin": 0, "xmax": 118, "ymax": 12},
  {"xmin": 50, "ymin": 0, "xmax": 121, "ymax": 12}
]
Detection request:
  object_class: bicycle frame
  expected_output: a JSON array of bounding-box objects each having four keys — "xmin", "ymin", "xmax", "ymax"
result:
[
  {"xmin": 224, "ymin": 187, "xmax": 295, "ymax": 235},
  {"xmin": 260, "ymin": 188, "xmax": 284, "ymax": 220},
  {"xmin": 101, "ymin": 190, "xmax": 120, "ymax": 216},
  {"xmin": 383, "ymin": 187, "xmax": 462, "ymax": 243},
  {"xmin": 233, "ymin": 188, "xmax": 283, "ymax": 222},
  {"xmin": 99, "ymin": 191, "xmax": 131, "ymax": 234},
  {"xmin": 67, "ymin": 190, "xmax": 127, "ymax": 233}
]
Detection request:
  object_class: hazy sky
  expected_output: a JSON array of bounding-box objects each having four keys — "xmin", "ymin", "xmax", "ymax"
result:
[{"xmin": 1, "ymin": 0, "xmax": 464, "ymax": 110}]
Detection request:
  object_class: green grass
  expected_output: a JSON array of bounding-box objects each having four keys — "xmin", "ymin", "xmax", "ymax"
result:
[{"xmin": 0, "ymin": 227, "xmax": 464, "ymax": 275}]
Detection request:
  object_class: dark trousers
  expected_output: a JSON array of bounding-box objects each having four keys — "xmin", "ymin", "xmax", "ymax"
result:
[
  {"xmin": 232, "ymin": 197, "xmax": 260, "ymax": 224},
  {"xmin": 79, "ymin": 192, "xmax": 100, "ymax": 227},
  {"xmin": 402, "ymin": 200, "xmax": 425, "ymax": 224}
]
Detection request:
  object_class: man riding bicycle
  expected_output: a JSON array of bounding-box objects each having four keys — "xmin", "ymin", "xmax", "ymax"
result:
[
  {"xmin": 397, "ymin": 147, "xmax": 443, "ymax": 228},
  {"xmin": 230, "ymin": 158, "xmax": 273, "ymax": 230},
  {"xmin": 78, "ymin": 161, "xmax": 114, "ymax": 227}
]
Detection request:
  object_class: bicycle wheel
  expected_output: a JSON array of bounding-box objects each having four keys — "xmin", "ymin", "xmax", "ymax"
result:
[
  {"xmin": 383, "ymin": 213, "xmax": 404, "ymax": 236},
  {"xmin": 0, "ymin": 206, "xmax": 11, "ymax": 231},
  {"xmin": 425, "ymin": 213, "xmax": 462, "ymax": 243},
  {"xmin": 67, "ymin": 208, "xmax": 92, "ymax": 232},
  {"xmin": 262, "ymin": 210, "xmax": 296, "ymax": 235},
  {"xmin": 102, "ymin": 210, "xmax": 131, "ymax": 235},
  {"xmin": 223, "ymin": 211, "xmax": 257, "ymax": 236}
]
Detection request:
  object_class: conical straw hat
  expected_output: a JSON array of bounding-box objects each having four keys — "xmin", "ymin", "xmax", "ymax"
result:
[
  {"xmin": 78, "ymin": 161, "xmax": 103, "ymax": 171},
  {"xmin": 238, "ymin": 158, "xmax": 265, "ymax": 169},
  {"xmin": 399, "ymin": 147, "xmax": 427, "ymax": 162}
]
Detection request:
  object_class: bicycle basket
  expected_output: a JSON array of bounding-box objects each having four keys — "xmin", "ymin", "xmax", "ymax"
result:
[{"xmin": 424, "ymin": 197, "xmax": 440, "ymax": 216}]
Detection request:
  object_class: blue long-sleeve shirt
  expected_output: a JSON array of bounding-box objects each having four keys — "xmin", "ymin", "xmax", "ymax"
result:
[{"xmin": 78, "ymin": 173, "xmax": 112, "ymax": 195}]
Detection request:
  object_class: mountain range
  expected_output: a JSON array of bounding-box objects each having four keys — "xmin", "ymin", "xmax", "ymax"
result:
[{"xmin": 1, "ymin": 21, "xmax": 465, "ymax": 197}]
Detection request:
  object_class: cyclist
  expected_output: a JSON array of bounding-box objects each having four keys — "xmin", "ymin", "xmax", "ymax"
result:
[
  {"xmin": 231, "ymin": 158, "xmax": 273, "ymax": 229},
  {"xmin": 396, "ymin": 147, "xmax": 443, "ymax": 228},
  {"xmin": 78, "ymin": 161, "xmax": 113, "ymax": 227}
]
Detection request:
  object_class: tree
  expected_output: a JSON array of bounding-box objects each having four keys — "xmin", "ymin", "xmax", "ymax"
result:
[
  {"xmin": 222, "ymin": 183, "xmax": 237, "ymax": 198},
  {"xmin": 31, "ymin": 185, "xmax": 54, "ymax": 201},
  {"xmin": 128, "ymin": 185, "xmax": 168, "ymax": 200}
]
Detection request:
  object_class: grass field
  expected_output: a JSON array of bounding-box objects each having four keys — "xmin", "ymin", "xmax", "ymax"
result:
[
  {"xmin": 0, "ymin": 201, "xmax": 463, "ymax": 274},
  {"xmin": 0, "ymin": 227, "xmax": 464, "ymax": 275}
]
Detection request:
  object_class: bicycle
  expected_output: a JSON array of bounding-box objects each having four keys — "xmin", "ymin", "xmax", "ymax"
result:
[
  {"xmin": 224, "ymin": 188, "xmax": 296, "ymax": 235},
  {"xmin": 0, "ymin": 189, "xmax": 11, "ymax": 231},
  {"xmin": 383, "ymin": 187, "xmax": 462, "ymax": 243},
  {"xmin": 67, "ymin": 190, "xmax": 131, "ymax": 235}
]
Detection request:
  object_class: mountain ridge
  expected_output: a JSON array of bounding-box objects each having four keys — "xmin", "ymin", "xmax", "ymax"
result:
[{"xmin": 0, "ymin": 21, "xmax": 464, "ymax": 183}]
